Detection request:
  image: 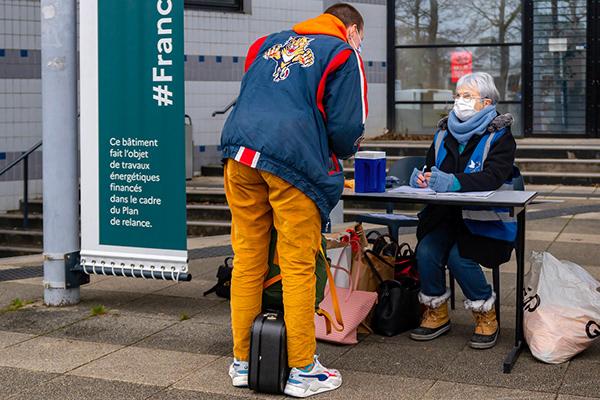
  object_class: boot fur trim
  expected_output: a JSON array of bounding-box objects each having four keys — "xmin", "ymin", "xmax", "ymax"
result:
[
  {"xmin": 464, "ymin": 292, "xmax": 496, "ymax": 312},
  {"xmin": 418, "ymin": 289, "xmax": 451, "ymax": 309}
]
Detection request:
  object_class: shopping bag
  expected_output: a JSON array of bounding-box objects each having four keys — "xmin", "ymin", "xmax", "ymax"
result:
[
  {"xmin": 315, "ymin": 245, "xmax": 377, "ymax": 344},
  {"xmin": 523, "ymin": 251, "xmax": 600, "ymax": 364},
  {"xmin": 363, "ymin": 249, "xmax": 421, "ymax": 336}
]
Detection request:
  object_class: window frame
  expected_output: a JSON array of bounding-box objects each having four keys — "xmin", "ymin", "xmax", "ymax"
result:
[{"xmin": 184, "ymin": 0, "xmax": 244, "ymax": 13}]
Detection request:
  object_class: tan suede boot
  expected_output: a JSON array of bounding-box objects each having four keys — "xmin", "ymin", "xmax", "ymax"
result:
[
  {"xmin": 410, "ymin": 303, "xmax": 451, "ymax": 341},
  {"xmin": 470, "ymin": 306, "xmax": 499, "ymax": 349}
]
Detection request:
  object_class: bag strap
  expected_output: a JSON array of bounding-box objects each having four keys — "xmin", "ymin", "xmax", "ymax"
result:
[
  {"xmin": 203, "ymin": 283, "xmax": 221, "ymax": 297},
  {"xmin": 398, "ymin": 243, "xmax": 414, "ymax": 257},
  {"xmin": 319, "ymin": 244, "xmax": 344, "ymax": 332},
  {"xmin": 263, "ymin": 274, "xmax": 282, "ymax": 289}
]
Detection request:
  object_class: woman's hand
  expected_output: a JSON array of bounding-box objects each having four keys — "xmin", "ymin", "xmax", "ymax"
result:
[{"xmin": 410, "ymin": 168, "xmax": 431, "ymax": 188}]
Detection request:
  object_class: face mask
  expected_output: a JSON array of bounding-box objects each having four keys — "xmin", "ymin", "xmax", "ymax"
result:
[
  {"xmin": 453, "ymin": 97, "xmax": 478, "ymax": 121},
  {"xmin": 349, "ymin": 30, "xmax": 362, "ymax": 54}
]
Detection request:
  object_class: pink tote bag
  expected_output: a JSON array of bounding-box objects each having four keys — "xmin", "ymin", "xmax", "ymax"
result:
[{"xmin": 315, "ymin": 245, "xmax": 377, "ymax": 344}]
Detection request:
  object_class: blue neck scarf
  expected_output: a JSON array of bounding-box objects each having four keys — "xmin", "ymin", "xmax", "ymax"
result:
[{"xmin": 447, "ymin": 105, "xmax": 497, "ymax": 145}]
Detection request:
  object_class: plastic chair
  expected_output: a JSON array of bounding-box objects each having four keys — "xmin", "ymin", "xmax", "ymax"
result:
[
  {"xmin": 354, "ymin": 156, "xmax": 425, "ymax": 242},
  {"xmin": 449, "ymin": 166, "xmax": 525, "ymax": 326}
]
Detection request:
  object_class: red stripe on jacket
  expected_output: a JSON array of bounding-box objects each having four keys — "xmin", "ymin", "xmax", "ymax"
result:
[
  {"xmin": 316, "ymin": 49, "xmax": 352, "ymax": 121},
  {"xmin": 244, "ymin": 36, "xmax": 268, "ymax": 73}
]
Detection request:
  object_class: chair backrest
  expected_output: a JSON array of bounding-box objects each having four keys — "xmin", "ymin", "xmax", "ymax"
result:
[
  {"xmin": 388, "ymin": 156, "xmax": 426, "ymax": 186},
  {"xmin": 512, "ymin": 165, "xmax": 525, "ymax": 191}
]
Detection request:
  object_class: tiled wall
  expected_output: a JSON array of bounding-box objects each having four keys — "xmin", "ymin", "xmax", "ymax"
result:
[{"xmin": 0, "ymin": 0, "xmax": 387, "ymax": 212}]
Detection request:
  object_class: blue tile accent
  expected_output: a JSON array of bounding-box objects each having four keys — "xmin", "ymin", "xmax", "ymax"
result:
[
  {"xmin": 233, "ymin": 56, "xmax": 239, "ymax": 63},
  {"xmin": 368, "ymin": 61, "xmax": 373, "ymax": 67},
  {"xmin": 216, "ymin": 145, "xmax": 221, "ymax": 152},
  {"xmin": 199, "ymin": 55, "xmax": 205, "ymax": 62},
  {"xmin": 184, "ymin": 55, "xmax": 187, "ymax": 62},
  {"xmin": 216, "ymin": 56, "xmax": 222, "ymax": 63},
  {"xmin": 20, "ymin": 49, "xmax": 28, "ymax": 57},
  {"xmin": 199, "ymin": 145, "xmax": 206, "ymax": 152},
  {"xmin": 0, "ymin": 49, "xmax": 5, "ymax": 57},
  {"xmin": 0, "ymin": 153, "xmax": 5, "ymax": 160},
  {"xmin": 382, "ymin": 62, "xmax": 386, "ymax": 67}
]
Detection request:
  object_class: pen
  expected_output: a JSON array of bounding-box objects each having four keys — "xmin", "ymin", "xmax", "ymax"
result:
[{"xmin": 421, "ymin": 165, "xmax": 427, "ymax": 174}]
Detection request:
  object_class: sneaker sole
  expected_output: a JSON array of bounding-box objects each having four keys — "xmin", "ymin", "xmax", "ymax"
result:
[
  {"xmin": 410, "ymin": 324, "xmax": 451, "ymax": 341},
  {"xmin": 469, "ymin": 332, "xmax": 499, "ymax": 350},
  {"xmin": 284, "ymin": 378, "xmax": 342, "ymax": 398}
]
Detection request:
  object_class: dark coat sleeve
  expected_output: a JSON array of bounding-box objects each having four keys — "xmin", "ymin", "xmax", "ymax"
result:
[{"xmin": 454, "ymin": 128, "xmax": 516, "ymax": 192}]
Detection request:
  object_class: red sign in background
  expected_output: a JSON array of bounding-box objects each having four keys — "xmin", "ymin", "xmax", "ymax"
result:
[{"xmin": 451, "ymin": 51, "xmax": 473, "ymax": 83}]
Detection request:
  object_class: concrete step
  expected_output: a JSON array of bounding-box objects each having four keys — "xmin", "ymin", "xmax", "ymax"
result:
[
  {"xmin": 0, "ymin": 213, "xmax": 43, "ymax": 230},
  {"xmin": 522, "ymin": 171, "xmax": 600, "ymax": 185},
  {"xmin": 515, "ymin": 158, "xmax": 600, "ymax": 173},
  {"xmin": 361, "ymin": 140, "xmax": 600, "ymax": 159},
  {"xmin": 0, "ymin": 245, "xmax": 42, "ymax": 258},
  {"xmin": 186, "ymin": 189, "xmax": 227, "ymax": 204},
  {"xmin": 342, "ymin": 166, "xmax": 600, "ymax": 185},
  {"xmin": 201, "ymin": 164, "xmax": 224, "ymax": 177},
  {"xmin": 16, "ymin": 199, "xmax": 43, "ymax": 215},
  {"xmin": 187, "ymin": 220, "xmax": 231, "ymax": 237},
  {"xmin": 0, "ymin": 228, "xmax": 43, "ymax": 247},
  {"xmin": 187, "ymin": 204, "xmax": 231, "ymax": 220}
]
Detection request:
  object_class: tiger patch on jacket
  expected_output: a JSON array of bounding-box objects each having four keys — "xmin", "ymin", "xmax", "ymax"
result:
[{"xmin": 263, "ymin": 36, "xmax": 315, "ymax": 82}]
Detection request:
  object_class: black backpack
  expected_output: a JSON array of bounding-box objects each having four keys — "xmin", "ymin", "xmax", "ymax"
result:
[{"xmin": 203, "ymin": 257, "xmax": 233, "ymax": 299}]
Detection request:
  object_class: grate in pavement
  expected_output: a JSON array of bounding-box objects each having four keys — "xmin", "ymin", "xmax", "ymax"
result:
[{"xmin": 0, "ymin": 266, "xmax": 43, "ymax": 282}]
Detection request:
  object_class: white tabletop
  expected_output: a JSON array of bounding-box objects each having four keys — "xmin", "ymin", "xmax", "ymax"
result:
[{"xmin": 342, "ymin": 189, "xmax": 538, "ymax": 208}]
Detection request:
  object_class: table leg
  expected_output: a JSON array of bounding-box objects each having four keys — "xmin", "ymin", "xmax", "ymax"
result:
[{"xmin": 503, "ymin": 207, "xmax": 526, "ymax": 373}]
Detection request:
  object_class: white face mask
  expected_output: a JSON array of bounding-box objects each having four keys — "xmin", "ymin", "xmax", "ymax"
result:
[{"xmin": 453, "ymin": 97, "xmax": 478, "ymax": 121}]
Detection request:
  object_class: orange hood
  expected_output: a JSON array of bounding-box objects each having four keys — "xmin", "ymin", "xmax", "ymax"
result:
[{"xmin": 293, "ymin": 14, "xmax": 348, "ymax": 42}]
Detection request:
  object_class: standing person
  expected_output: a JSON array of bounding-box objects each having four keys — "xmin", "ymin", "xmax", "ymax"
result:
[
  {"xmin": 408, "ymin": 72, "xmax": 516, "ymax": 350},
  {"xmin": 220, "ymin": 3, "xmax": 367, "ymax": 397}
]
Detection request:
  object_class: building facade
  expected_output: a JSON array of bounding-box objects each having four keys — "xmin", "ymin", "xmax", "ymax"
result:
[{"xmin": 0, "ymin": 0, "xmax": 596, "ymax": 211}]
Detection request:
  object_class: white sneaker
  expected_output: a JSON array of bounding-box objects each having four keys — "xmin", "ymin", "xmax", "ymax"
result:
[
  {"xmin": 228, "ymin": 359, "xmax": 249, "ymax": 388},
  {"xmin": 284, "ymin": 355, "xmax": 342, "ymax": 398}
]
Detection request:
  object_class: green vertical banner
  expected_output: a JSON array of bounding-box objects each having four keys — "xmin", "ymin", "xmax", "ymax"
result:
[{"xmin": 98, "ymin": 0, "xmax": 186, "ymax": 250}]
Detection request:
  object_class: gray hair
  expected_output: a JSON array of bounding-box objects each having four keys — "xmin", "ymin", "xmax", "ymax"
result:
[{"xmin": 456, "ymin": 72, "xmax": 500, "ymax": 104}]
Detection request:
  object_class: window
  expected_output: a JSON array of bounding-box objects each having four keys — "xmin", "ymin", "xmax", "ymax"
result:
[
  {"xmin": 391, "ymin": 0, "xmax": 523, "ymax": 136},
  {"xmin": 185, "ymin": 0, "xmax": 243, "ymax": 12}
]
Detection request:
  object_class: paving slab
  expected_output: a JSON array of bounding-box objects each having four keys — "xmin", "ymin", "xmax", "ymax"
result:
[
  {"xmin": 0, "ymin": 329, "xmax": 35, "ymax": 348},
  {"xmin": 440, "ymin": 347, "xmax": 568, "ymax": 393},
  {"xmin": 314, "ymin": 370, "xmax": 433, "ymax": 400},
  {"xmin": 78, "ymin": 288, "xmax": 148, "ymax": 309},
  {"xmin": 46, "ymin": 312, "xmax": 176, "ymax": 346},
  {"xmin": 558, "ymin": 395, "xmax": 600, "ymax": 400},
  {"xmin": 0, "ymin": 336, "xmax": 121, "ymax": 373},
  {"xmin": 69, "ymin": 345, "xmax": 218, "ymax": 387},
  {"xmin": 173, "ymin": 356, "xmax": 285, "ymax": 399},
  {"xmin": 136, "ymin": 320, "xmax": 233, "ymax": 356},
  {"xmin": 546, "ymin": 242, "xmax": 600, "ymax": 267},
  {"xmin": 561, "ymin": 219, "xmax": 600, "ymax": 235},
  {"xmin": 112, "ymin": 294, "xmax": 223, "ymax": 321},
  {"xmin": 422, "ymin": 380, "xmax": 557, "ymax": 400},
  {"xmin": 0, "ymin": 281, "xmax": 42, "ymax": 307},
  {"xmin": 148, "ymin": 388, "xmax": 252, "ymax": 400},
  {"xmin": 558, "ymin": 360, "xmax": 600, "ymax": 398},
  {"xmin": 10, "ymin": 375, "xmax": 163, "ymax": 400},
  {"xmin": 332, "ymin": 339, "xmax": 462, "ymax": 380},
  {"xmin": 526, "ymin": 217, "xmax": 570, "ymax": 233},
  {"xmin": 0, "ymin": 366, "xmax": 58, "ymax": 398},
  {"xmin": 153, "ymin": 278, "xmax": 224, "ymax": 300},
  {"xmin": 0, "ymin": 302, "xmax": 89, "ymax": 335},
  {"xmin": 193, "ymin": 300, "xmax": 232, "ymax": 326},
  {"xmin": 87, "ymin": 276, "xmax": 177, "ymax": 294}
]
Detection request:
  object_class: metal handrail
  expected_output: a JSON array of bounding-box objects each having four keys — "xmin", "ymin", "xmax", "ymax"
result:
[
  {"xmin": 211, "ymin": 98, "xmax": 237, "ymax": 117},
  {"xmin": 0, "ymin": 140, "xmax": 42, "ymax": 229}
]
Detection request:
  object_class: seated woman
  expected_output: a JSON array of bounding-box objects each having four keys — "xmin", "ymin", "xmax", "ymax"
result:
[{"xmin": 409, "ymin": 72, "xmax": 516, "ymax": 349}]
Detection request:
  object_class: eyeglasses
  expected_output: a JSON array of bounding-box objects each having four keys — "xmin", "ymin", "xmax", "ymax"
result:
[{"xmin": 453, "ymin": 94, "xmax": 487, "ymax": 101}]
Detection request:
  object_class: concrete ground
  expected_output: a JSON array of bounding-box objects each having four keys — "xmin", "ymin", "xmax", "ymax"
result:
[{"xmin": 0, "ymin": 185, "xmax": 599, "ymax": 399}]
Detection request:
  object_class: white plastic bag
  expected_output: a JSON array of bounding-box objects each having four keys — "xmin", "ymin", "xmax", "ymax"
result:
[{"xmin": 523, "ymin": 252, "xmax": 600, "ymax": 364}]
